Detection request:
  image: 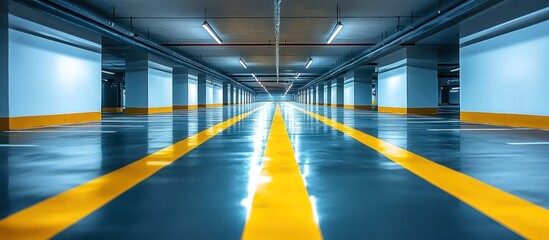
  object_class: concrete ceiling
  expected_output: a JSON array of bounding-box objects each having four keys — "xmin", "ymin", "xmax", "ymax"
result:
[{"xmin": 80, "ymin": 0, "xmax": 459, "ymax": 93}]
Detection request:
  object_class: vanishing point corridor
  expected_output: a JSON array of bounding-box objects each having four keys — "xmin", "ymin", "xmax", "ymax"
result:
[{"xmin": 1, "ymin": 103, "xmax": 549, "ymax": 239}]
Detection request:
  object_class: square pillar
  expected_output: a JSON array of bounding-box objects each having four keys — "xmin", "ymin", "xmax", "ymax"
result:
[
  {"xmin": 317, "ymin": 84, "xmax": 325, "ymax": 105},
  {"xmin": 377, "ymin": 47, "xmax": 438, "ymax": 114},
  {"xmin": 223, "ymin": 82, "xmax": 230, "ymax": 106},
  {"xmin": 331, "ymin": 77, "xmax": 344, "ymax": 107},
  {"xmin": 125, "ymin": 52, "xmax": 173, "ymax": 115},
  {"xmin": 211, "ymin": 80, "xmax": 222, "ymax": 107},
  {"xmin": 311, "ymin": 87, "xmax": 317, "ymax": 105},
  {"xmin": 173, "ymin": 67, "xmax": 198, "ymax": 110},
  {"xmin": 325, "ymin": 82, "xmax": 331, "ymax": 106},
  {"xmin": 343, "ymin": 68, "xmax": 374, "ymax": 110},
  {"xmin": 197, "ymin": 74, "xmax": 207, "ymax": 108}
]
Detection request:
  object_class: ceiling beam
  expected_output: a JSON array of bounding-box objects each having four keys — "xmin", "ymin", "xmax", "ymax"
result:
[{"xmin": 162, "ymin": 43, "xmax": 377, "ymax": 47}]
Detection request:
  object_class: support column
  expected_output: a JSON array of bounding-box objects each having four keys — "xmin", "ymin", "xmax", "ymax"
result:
[
  {"xmin": 197, "ymin": 73, "xmax": 207, "ymax": 108},
  {"xmin": 343, "ymin": 68, "xmax": 374, "ymax": 110},
  {"xmin": 223, "ymin": 82, "xmax": 230, "ymax": 106},
  {"xmin": 211, "ymin": 80, "xmax": 222, "ymax": 107},
  {"xmin": 325, "ymin": 82, "xmax": 331, "ymax": 106},
  {"xmin": 125, "ymin": 52, "xmax": 173, "ymax": 114},
  {"xmin": 331, "ymin": 77, "xmax": 344, "ymax": 107},
  {"xmin": 230, "ymin": 85, "xmax": 236, "ymax": 105},
  {"xmin": 173, "ymin": 67, "xmax": 198, "ymax": 110},
  {"xmin": 377, "ymin": 47, "xmax": 438, "ymax": 114},
  {"xmin": 317, "ymin": 84, "xmax": 325, "ymax": 105},
  {"xmin": 311, "ymin": 87, "xmax": 317, "ymax": 105}
]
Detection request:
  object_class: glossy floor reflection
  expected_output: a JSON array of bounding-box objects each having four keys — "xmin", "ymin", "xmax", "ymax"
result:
[{"xmin": 1, "ymin": 102, "xmax": 548, "ymax": 239}]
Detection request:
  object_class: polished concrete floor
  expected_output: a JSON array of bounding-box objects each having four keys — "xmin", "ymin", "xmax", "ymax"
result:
[{"xmin": 1, "ymin": 102, "xmax": 549, "ymax": 239}]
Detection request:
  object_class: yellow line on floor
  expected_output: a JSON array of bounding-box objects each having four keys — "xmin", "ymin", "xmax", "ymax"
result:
[
  {"xmin": 290, "ymin": 103, "xmax": 549, "ymax": 240},
  {"xmin": 241, "ymin": 104, "xmax": 323, "ymax": 240},
  {"xmin": 0, "ymin": 104, "xmax": 270, "ymax": 240}
]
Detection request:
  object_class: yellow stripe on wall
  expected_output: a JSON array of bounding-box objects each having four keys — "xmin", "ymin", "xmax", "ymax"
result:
[
  {"xmin": 125, "ymin": 106, "xmax": 173, "ymax": 114},
  {"xmin": 461, "ymin": 111, "xmax": 549, "ymax": 130},
  {"xmin": 0, "ymin": 112, "xmax": 101, "ymax": 130},
  {"xmin": 0, "ymin": 104, "xmax": 269, "ymax": 240},
  {"xmin": 291, "ymin": 104, "xmax": 549, "ymax": 240},
  {"xmin": 102, "ymin": 107, "xmax": 123, "ymax": 113},
  {"xmin": 378, "ymin": 106, "xmax": 437, "ymax": 115},
  {"xmin": 241, "ymin": 104, "xmax": 322, "ymax": 240},
  {"xmin": 173, "ymin": 105, "xmax": 198, "ymax": 110}
]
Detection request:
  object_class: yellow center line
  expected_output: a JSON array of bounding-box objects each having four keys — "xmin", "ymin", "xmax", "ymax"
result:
[
  {"xmin": 0, "ymin": 103, "xmax": 271, "ymax": 240},
  {"xmin": 241, "ymin": 104, "xmax": 323, "ymax": 240},
  {"xmin": 290, "ymin": 103, "xmax": 549, "ymax": 240}
]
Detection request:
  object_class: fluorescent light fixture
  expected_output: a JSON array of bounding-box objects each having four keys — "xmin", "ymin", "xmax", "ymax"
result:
[
  {"xmin": 283, "ymin": 83, "xmax": 293, "ymax": 96},
  {"xmin": 305, "ymin": 58, "xmax": 313, "ymax": 69},
  {"xmin": 450, "ymin": 67, "xmax": 460, "ymax": 72},
  {"xmin": 202, "ymin": 21, "xmax": 223, "ymax": 44},
  {"xmin": 239, "ymin": 58, "xmax": 248, "ymax": 69},
  {"xmin": 327, "ymin": 21, "xmax": 344, "ymax": 44},
  {"xmin": 101, "ymin": 70, "xmax": 115, "ymax": 75},
  {"xmin": 295, "ymin": 73, "xmax": 301, "ymax": 79},
  {"xmin": 252, "ymin": 73, "xmax": 256, "ymax": 78}
]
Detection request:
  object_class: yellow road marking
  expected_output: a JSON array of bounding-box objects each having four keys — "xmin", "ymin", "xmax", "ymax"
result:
[
  {"xmin": 291, "ymin": 103, "xmax": 549, "ymax": 240},
  {"xmin": 241, "ymin": 104, "xmax": 323, "ymax": 240},
  {"xmin": 0, "ymin": 104, "xmax": 270, "ymax": 240}
]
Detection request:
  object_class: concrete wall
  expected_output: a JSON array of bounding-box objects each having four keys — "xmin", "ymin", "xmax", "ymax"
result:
[
  {"xmin": 378, "ymin": 65, "xmax": 407, "ymax": 108},
  {"xmin": 188, "ymin": 79, "xmax": 197, "ymax": 105},
  {"xmin": 206, "ymin": 83, "xmax": 214, "ymax": 105},
  {"xmin": 256, "ymin": 93, "xmax": 290, "ymax": 101},
  {"xmin": 407, "ymin": 66, "xmax": 438, "ymax": 108},
  {"xmin": 148, "ymin": 68, "xmax": 172, "ymax": 108},
  {"xmin": 344, "ymin": 81, "xmax": 354, "ymax": 105},
  {"xmin": 214, "ymin": 83, "xmax": 223, "ymax": 104},
  {"xmin": 461, "ymin": 19, "xmax": 549, "ymax": 116},
  {"xmin": 7, "ymin": 15, "xmax": 101, "ymax": 117}
]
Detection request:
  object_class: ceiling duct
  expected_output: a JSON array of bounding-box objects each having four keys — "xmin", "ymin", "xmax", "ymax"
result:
[
  {"xmin": 16, "ymin": 0, "xmax": 253, "ymax": 92},
  {"xmin": 299, "ymin": 0, "xmax": 503, "ymax": 90}
]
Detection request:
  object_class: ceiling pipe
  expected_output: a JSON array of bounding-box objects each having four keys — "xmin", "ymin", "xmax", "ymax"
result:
[
  {"xmin": 163, "ymin": 43, "xmax": 381, "ymax": 47},
  {"xmin": 299, "ymin": 0, "xmax": 503, "ymax": 90},
  {"xmin": 15, "ymin": 0, "xmax": 253, "ymax": 92}
]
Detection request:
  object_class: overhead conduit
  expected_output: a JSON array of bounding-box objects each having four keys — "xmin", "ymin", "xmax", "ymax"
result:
[
  {"xmin": 299, "ymin": 0, "xmax": 504, "ymax": 90},
  {"xmin": 15, "ymin": 0, "xmax": 254, "ymax": 92}
]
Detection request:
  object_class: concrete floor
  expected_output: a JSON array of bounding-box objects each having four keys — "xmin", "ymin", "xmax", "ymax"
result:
[{"xmin": 1, "ymin": 103, "xmax": 549, "ymax": 239}]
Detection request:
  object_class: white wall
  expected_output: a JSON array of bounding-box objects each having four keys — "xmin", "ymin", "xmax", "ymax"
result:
[
  {"xmin": 406, "ymin": 66, "xmax": 438, "ymax": 108},
  {"xmin": 344, "ymin": 81, "xmax": 354, "ymax": 105},
  {"xmin": 214, "ymin": 84, "xmax": 223, "ymax": 104},
  {"xmin": 461, "ymin": 19, "xmax": 549, "ymax": 115},
  {"xmin": 354, "ymin": 81, "xmax": 372, "ymax": 106},
  {"xmin": 206, "ymin": 83, "xmax": 214, "ymax": 105},
  {"xmin": 188, "ymin": 79, "xmax": 197, "ymax": 105},
  {"xmin": 378, "ymin": 66, "xmax": 407, "ymax": 108},
  {"xmin": 331, "ymin": 82, "xmax": 337, "ymax": 104},
  {"xmin": 148, "ymin": 68, "xmax": 172, "ymax": 108},
  {"xmin": 8, "ymin": 16, "xmax": 100, "ymax": 117}
]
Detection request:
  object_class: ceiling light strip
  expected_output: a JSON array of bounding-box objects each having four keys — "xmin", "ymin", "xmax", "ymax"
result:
[
  {"xmin": 327, "ymin": 22, "xmax": 344, "ymax": 44},
  {"xmin": 305, "ymin": 58, "xmax": 313, "ymax": 69},
  {"xmin": 202, "ymin": 21, "xmax": 223, "ymax": 44},
  {"xmin": 239, "ymin": 58, "xmax": 248, "ymax": 69}
]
